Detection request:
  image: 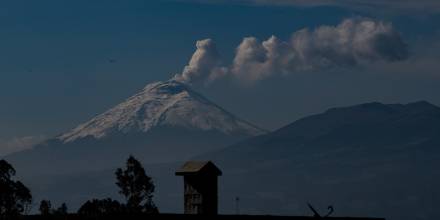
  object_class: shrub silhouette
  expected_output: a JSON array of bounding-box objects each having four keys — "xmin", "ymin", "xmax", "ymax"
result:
[
  {"xmin": 115, "ymin": 155, "xmax": 158, "ymax": 214},
  {"xmin": 0, "ymin": 159, "xmax": 32, "ymax": 218},
  {"xmin": 39, "ymin": 200, "xmax": 51, "ymax": 216},
  {"xmin": 54, "ymin": 203, "xmax": 68, "ymax": 215},
  {"xmin": 78, "ymin": 198, "xmax": 125, "ymax": 216}
]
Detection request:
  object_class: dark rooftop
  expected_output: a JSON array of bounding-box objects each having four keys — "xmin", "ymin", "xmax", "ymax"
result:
[{"xmin": 175, "ymin": 161, "xmax": 222, "ymax": 176}]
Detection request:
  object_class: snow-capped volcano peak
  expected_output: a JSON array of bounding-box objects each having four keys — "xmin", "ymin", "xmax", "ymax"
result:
[{"xmin": 59, "ymin": 80, "xmax": 264, "ymax": 143}]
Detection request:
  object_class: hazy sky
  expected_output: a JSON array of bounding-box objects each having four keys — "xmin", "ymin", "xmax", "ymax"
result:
[{"xmin": 1, "ymin": 0, "xmax": 440, "ymax": 154}]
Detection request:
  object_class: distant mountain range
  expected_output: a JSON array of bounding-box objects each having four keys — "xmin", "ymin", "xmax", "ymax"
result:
[
  {"xmin": 3, "ymin": 82, "xmax": 439, "ymax": 220},
  {"xmin": 198, "ymin": 101, "xmax": 440, "ymax": 220},
  {"xmin": 6, "ymin": 80, "xmax": 264, "ymax": 175}
]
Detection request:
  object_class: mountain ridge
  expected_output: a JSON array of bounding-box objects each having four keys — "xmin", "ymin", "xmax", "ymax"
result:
[
  {"xmin": 5, "ymin": 100, "xmax": 439, "ymax": 220},
  {"xmin": 194, "ymin": 100, "xmax": 440, "ymax": 220},
  {"xmin": 5, "ymin": 80, "xmax": 265, "ymax": 175},
  {"xmin": 269, "ymin": 101, "xmax": 440, "ymax": 140},
  {"xmin": 59, "ymin": 80, "xmax": 264, "ymax": 143}
]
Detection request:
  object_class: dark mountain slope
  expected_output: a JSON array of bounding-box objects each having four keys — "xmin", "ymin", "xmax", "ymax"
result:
[
  {"xmin": 5, "ymin": 101, "xmax": 439, "ymax": 220},
  {"xmin": 197, "ymin": 101, "xmax": 440, "ymax": 220}
]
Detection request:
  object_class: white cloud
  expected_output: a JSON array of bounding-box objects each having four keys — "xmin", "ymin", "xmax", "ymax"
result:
[
  {"xmin": 173, "ymin": 18, "xmax": 408, "ymax": 85},
  {"xmin": 0, "ymin": 135, "xmax": 46, "ymax": 156},
  {"xmin": 230, "ymin": 18, "xmax": 408, "ymax": 83},
  {"xmin": 173, "ymin": 39, "xmax": 228, "ymax": 85},
  {"xmin": 231, "ymin": 36, "xmax": 291, "ymax": 82}
]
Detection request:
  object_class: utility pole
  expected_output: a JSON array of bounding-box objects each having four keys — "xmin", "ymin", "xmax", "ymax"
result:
[{"xmin": 235, "ymin": 197, "xmax": 240, "ymax": 215}]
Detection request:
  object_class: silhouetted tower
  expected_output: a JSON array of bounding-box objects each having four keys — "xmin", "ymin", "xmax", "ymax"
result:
[{"xmin": 175, "ymin": 161, "xmax": 222, "ymax": 215}]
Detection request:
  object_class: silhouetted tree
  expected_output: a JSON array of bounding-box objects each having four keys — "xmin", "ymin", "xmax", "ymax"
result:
[
  {"xmin": 78, "ymin": 198, "xmax": 125, "ymax": 216},
  {"xmin": 54, "ymin": 203, "xmax": 68, "ymax": 215},
  {"xmin": 115, "ymin": 156, "xmax": 158, "ymax": 214},
  {"xmin": 0, "ymin": 160, "xmax": 32, "ymax": 218},
  {"xmin": 39, "ymin": 200, "xmax": 51, "ymax": 216}
]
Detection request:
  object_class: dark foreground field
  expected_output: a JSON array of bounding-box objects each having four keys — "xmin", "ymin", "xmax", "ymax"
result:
[{"xmin": 17, "ymin": 214, "xmax": 385, "ymax": 220}]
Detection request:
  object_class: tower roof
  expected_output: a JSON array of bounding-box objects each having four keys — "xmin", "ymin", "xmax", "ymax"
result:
[{"xmin": 175, "ymin": 161, "xmax": 222, "ymax": 176}]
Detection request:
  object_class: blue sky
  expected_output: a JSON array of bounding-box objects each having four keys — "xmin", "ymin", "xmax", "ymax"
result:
[{"xmin": 1, "ymin": 0, "xmax": 440, "ymax": 154}]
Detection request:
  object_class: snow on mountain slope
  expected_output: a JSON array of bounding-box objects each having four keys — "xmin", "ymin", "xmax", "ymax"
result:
[{"xmin": 59, "ymin": 80, "xmax": 264, "ymax": 143}]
